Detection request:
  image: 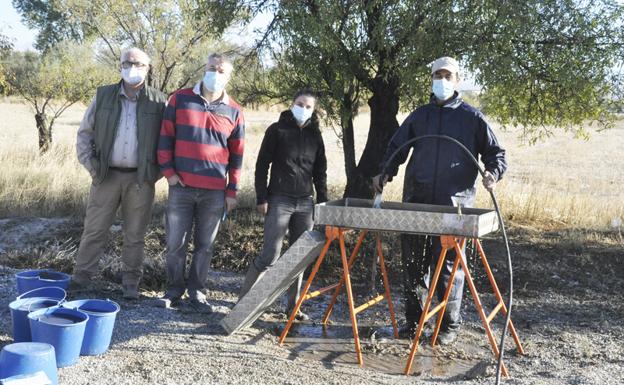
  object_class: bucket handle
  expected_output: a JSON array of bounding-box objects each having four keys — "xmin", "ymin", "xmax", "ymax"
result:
[
  {"xmin": 37, "ymin": 270, "xmax": 68, "ymax": 282},
  {"xmin": 33, "ymin": 306, "xmax": 88, "ymax": 325},
  {"xmin": 18, "ymin": 269, "xmax": 52, "ymax": 280},
  {"xmin": 17, "ymin": 286, "xmax": 67, "ymax": 302},
  {"xmin": 106, "ymin": 298, "xmax": 121, "ymax": 312},
  {"xmin": 26, "ymin": 299, "xmax": 61, "ymax": 314}
]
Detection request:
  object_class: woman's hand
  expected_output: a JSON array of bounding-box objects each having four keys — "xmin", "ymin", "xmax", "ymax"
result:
[{"xmin": 256, "ymin": 203, "xmax": 268, "ymax": 215}]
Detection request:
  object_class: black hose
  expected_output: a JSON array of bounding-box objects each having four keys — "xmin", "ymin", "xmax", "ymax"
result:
[{"xmin": 378, "ymin": 134, "xmax": 512, "ymax": 385}]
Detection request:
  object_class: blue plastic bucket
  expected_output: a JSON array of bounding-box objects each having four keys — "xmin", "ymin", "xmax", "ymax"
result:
[
  {"xmin": 63, "ymin": 299, "xmax": 120, "ymax": 355},
  {"xmin": 27, "ymin": 307, "xmax": 88, "ymax": 368},
  {"xmin": 0, "ymin": 342, "xmax": 58, "ymax": 385},
  {"xmin": 15, "ymin": 270, "xmax": 70, "ymax": 296},
  {"xmin": 9, "ymin": 287, "xmax": 66, "ymax": 343}
]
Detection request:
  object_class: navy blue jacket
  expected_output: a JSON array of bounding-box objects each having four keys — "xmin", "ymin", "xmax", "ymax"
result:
[{"xmin": 380, "ymin": 94, "xmax": 507, "ymax": 206}]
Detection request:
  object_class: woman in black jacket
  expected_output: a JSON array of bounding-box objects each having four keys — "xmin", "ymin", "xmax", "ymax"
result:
[{"xmin": 239, "ymin": 89, "xmax": 327, "ymax": 320}]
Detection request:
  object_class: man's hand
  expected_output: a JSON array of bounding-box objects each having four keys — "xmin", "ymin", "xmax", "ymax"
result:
[
  {"xmin": 167, "ymin": 174, "xmax": 185, "ymax": 187},
  {"xmin": 372, "ymin": 174, "xmax": 388, "ymax": 193},
  {"xmin": 256, "ymin": 203, "xmax": 268, "ymax": 215},
  {"xmin": 226, "ymin": 197, "xmax": 238, "ymax": 213},
  {"xmin": 482, "ymin": 171, "xmax": 496, "ymax": 192}
]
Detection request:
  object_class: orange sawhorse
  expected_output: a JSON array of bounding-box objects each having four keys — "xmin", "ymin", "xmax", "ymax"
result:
[
  {"xmin": 278, "ymin": 226, "xmax": 400, "ymax": 366},
  {"xmin": 404, "ymin": 235, "xmax": 525, "ymax": 376}
]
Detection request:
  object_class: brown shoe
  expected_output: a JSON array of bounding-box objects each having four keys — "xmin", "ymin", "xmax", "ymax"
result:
[
  {"xmin": 68, "ymin": 275, "xmax": 92, "ymax": 292},
  {"xmin": 189, "ymin": 297, "xmax": 215, "ymax": 314},
  {"xmin": 155, "ymin": 291, "xmax": 183, "ymax": 308},
  {"xmin": 437, "ymin": 329, "xmax": 458, "ymax": 345}
]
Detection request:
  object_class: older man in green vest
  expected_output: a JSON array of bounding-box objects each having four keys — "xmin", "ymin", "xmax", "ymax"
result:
[{"xmin": 74, "ymin": 47, "xmax": 167, "ymax": 299}]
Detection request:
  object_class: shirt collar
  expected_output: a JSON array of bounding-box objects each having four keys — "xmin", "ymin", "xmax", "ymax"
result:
[
  {"xmin": 118, "ymin": 81, "xmax": 143, "ymax": 101},
  {"xmin": 193, "ymin": 81, "xmax": 229, "ymax": 105},
  {"xmin": 430, "ymin": 91, "xmax": 462, "ymax": 109}
]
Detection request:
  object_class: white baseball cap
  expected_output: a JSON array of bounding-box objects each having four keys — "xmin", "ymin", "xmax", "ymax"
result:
[{"xmin": 431, "ymin": 56, "xmax": 459, "ymax": 75}]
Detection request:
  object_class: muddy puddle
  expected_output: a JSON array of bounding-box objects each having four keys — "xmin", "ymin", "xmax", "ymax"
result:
[{"xmin": 281, "ymin": 322, "xmax": 490, "ymax": 379}]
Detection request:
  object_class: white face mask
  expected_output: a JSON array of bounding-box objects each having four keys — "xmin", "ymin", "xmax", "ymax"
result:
[
  {"xmin": 203, "ymin": 70, "xmax": 228, "ymax": 93},
  {"xmin": 291, "ymin": 105, "xmax": 313, "ymax": 124},
  {"xmin": 432, "ymin": 78, "xmax": 455, "ymax": 101},
  {"xmin": 121, "ymin": 67, "xmax": 146, "ymax": 86}
]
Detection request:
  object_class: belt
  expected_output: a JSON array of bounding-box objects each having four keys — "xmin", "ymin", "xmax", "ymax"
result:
[{"xmin": 109, "ymin": 167, "xmax": 138, "ymax": 173}]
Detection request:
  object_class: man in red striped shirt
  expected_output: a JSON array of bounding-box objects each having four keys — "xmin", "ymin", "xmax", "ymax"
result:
[{"xmin": 157, "ymin": 53, "xmax": 245, "ymax": 312}]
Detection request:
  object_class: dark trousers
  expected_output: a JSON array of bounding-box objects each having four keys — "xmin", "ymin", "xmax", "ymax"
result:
[
  {"xmin": 240, "ymin": 195, "xmax": 314, "ymax": 310},
  {"xmin": 401, "ymin": 234, "xmax": 465, "ymax": 331},
  {"xmin": 164, "ymin": 185, "xmax": 224, "ymax": 299},
  {"xmin": 401, "ymin": 178, "xmax": 469, "ymax": 331}
]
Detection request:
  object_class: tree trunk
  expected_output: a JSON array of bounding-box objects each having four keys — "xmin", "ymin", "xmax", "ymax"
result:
[
  {"xmin": 343, "ymin": 75, "xmax": 400, "ymax": 198},
  {"xmin": 341, "ymin": 93, "xmax": 357, "ymax": 185},
  {"xmin": 35, "ymin": 112, "xmax": 51, "ymax": 153}
]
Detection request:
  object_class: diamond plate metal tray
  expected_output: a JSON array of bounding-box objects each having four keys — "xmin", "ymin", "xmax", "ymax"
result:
[
  {"xmin": 220, "ymin": 230, "xmax": 326, "ymax": 335},
  {"xmin": 314, "ymin": 198, "xmax": 498, "ymax": 237}
]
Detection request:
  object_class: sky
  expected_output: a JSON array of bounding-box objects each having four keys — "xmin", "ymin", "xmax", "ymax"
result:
[{"xmin": 0, "ymin": 2, "xmax": 36, "ymax": 51}]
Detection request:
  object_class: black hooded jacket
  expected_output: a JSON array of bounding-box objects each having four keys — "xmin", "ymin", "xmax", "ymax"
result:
[{"xmin": 255, "ymin": 110, "xmax": 328, "ymax": 205}]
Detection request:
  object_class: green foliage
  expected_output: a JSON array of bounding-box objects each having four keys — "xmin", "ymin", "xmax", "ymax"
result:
[
  {"xmin": 469, "ymin": 0, "xmax": 624, "ymax": 142},
  {"xmin": 220, "ymin": 0, "xmax": 624, "ymax": 197},
  {"xmin": 15, "ymin": 0, "xmax": 244, "ymax": 93},
  {"xmin": 236, "ymin": 1, "xmax": 623, "ymax": 140},
  {"xmin": 4, "ymin": 42, "xmax": 116, "ymax": 151},
  {"xmin": 0, "ymin": 33, "xmax": 14, "ymax": 95},
  {"xmin": 5, "ymin": 43, "xmax": 114, "ymax": 105},
  {"xmin": 0, "ymin": 34, "xmax": 13, "ymax": 52},
  {"xmin": 12, "ymin": 0, "xmax": 86, "ymax": 52}
]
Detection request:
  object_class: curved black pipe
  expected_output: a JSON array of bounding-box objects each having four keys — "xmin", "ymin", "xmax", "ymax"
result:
[{"xmin": 378, "ymin": 134, "xmax": 512, "ymax": 385}]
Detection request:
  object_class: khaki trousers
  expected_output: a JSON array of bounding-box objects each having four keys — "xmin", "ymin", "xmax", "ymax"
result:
[{"xmin": 74, "ymin": 170, "xmax": 155, "ymax": 287}]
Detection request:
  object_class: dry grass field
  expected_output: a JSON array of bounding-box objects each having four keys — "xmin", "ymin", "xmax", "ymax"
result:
[
  {"xmin": 0, "ymin": 96, "xmax": 622, "ymax": 229},
  {"xmin": 1, "ymin": 97, "xmax": 623, "ymax": 385}
]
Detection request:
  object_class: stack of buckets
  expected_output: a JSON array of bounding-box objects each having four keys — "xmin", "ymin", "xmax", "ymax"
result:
[{"xmin": 0, "ymin": 269, "xmax": 120, "ymax": 384}]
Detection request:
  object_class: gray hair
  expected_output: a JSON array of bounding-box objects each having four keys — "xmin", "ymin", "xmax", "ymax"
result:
[
  {"xmin": 207, "ymin": 52, "xmax": 233, "ymax": 72},
  {"xmin": 120, "ymin": 47, "xmax": 151, "ymax": 65}
]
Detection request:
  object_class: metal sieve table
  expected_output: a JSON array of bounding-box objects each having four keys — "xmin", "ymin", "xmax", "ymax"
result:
[{"xmin": 278, "ymin": 199, "xmax": 524, "ymax": 376}]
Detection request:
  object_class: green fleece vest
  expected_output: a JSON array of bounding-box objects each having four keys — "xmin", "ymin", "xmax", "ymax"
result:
[{"xmin": 92, "ymin": 82, "xmax": 167, "ymax": 185}]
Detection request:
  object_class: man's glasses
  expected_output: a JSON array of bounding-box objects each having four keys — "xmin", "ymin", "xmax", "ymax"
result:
[{"xmin": 121, "ymin": 61, "xmax": 148, "ymax": 69}]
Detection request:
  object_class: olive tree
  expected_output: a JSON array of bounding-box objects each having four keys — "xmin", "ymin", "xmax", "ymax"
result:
[
  {"xmin": 229, "ymin": 0, "xmax": 624, "ymax": 197},
  {"xmin": 4, "ymin": 43, "xmax": 114, "ymax": 153},
  {"xmin": 14, "ymin": 0, "xmax": 242, "ymax": 93},
  {"xmin": 0, "ymin": 33, "xmax": 14, "ymax": 95}
]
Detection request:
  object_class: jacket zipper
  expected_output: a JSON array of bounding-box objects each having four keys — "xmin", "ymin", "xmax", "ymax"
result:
[
  {"xmin": 431, "ymin": 106, "xmax": 442, "ymax": 204},
  {"xmin": 295, "ymin": 125, "xmax": 304, "ymax": 193}
]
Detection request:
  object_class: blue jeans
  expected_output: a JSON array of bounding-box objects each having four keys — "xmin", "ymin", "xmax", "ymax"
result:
[
  {"xmin": 164, "ymin": 185, "xmax": 224, "ymax": 299},
  {"xmin": 240, "ymin": 195, "xmax": 314, "ymax": 310}
]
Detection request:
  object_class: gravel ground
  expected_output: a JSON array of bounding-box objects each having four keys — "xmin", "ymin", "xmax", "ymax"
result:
[{"xmin": 1, "ymin": 220, "xmax": 623, "ymax": 385}]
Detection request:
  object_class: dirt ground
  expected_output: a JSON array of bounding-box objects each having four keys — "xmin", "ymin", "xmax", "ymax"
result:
[{"xmin": 0, "ymin": 217, "xmax": 623, "ymax": 385}]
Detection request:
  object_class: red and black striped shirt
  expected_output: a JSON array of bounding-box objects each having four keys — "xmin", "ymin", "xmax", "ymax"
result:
[{"xmin": 158, "ymin": 85, "xmax": 245, "ymax": 198}]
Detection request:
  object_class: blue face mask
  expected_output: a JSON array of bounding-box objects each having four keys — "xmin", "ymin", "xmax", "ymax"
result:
[
  {"xmin": 432, "ymin": 79, "xmax": 455, "ymax": 101},
  {"xmin": 291, "ymin": 105, "xmax": 313, "ymax": 124},
  {"xmin": 202, "ymin": 71, "xmax": 227, "ymax": 93}
]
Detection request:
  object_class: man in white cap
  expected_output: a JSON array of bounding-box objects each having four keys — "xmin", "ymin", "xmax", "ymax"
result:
[{"xmin": 372, "ymin": 56, "xmax": 507, "ymax": 344}]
